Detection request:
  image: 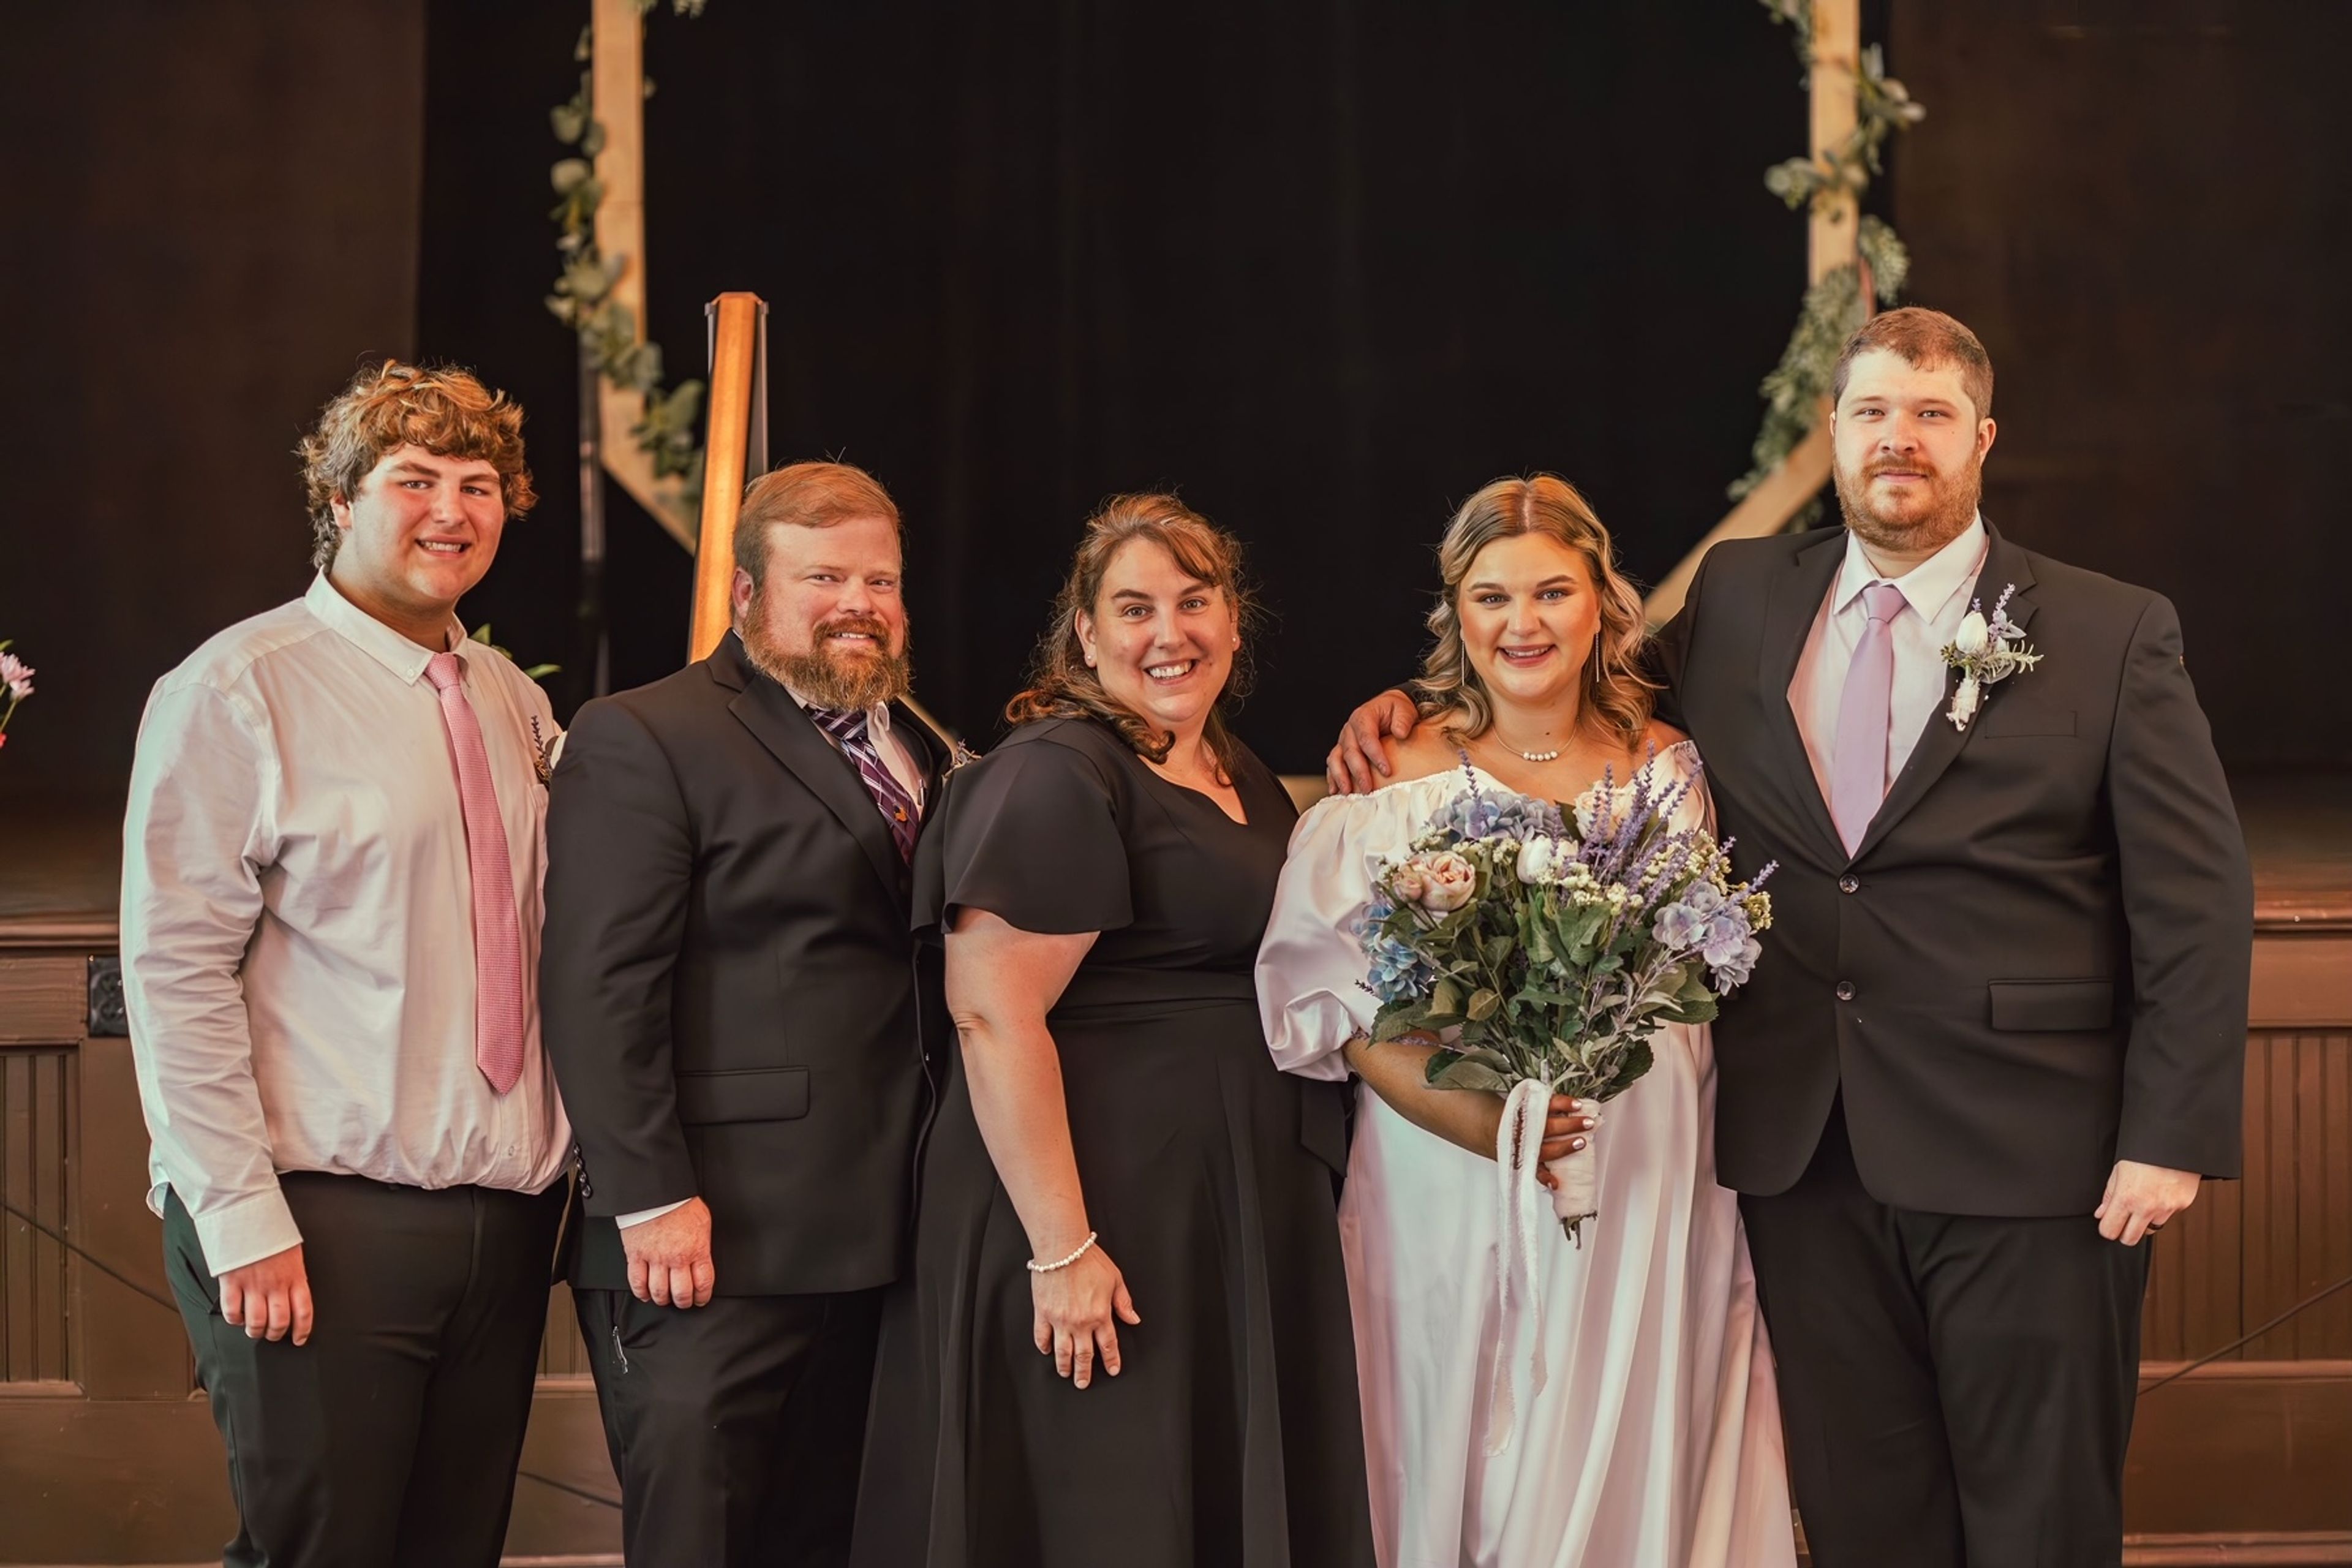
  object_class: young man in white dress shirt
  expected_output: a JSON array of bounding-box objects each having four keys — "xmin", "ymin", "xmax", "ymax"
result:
[{"xmin": 122, "ymin": 361, "xmax": 572, "ymax": 1568}]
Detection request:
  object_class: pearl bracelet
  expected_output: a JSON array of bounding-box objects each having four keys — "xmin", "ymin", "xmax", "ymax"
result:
[{"xmin": 1025, "ymin": 1232, "xmax": 1099, "ymax": 1273}]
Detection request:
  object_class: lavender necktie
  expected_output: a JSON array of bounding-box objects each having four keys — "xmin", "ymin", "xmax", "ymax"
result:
[{"xmin": 1828, "ymin": 581, "xmax": 1910, "ymax": 856}]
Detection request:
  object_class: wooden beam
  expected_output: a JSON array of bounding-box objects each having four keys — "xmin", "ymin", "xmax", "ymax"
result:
[
  {"xmin": 591, "ymin": 0, "xmax": 695, "ymax": 546},
  {"xmin": 1644, "ymin": 0, "xmax": 1861, "ymax": 624},
  {"xmin": 1643, "ymin": 412, "xmax": 1834, "ymax": 627},
  {"xmin": 688, "ymin": 293, "xmax": 765, "ymax": 662},
  {"xmin": 1809, "ymin": 0, "xmax": 1861, "ymax": 285}
]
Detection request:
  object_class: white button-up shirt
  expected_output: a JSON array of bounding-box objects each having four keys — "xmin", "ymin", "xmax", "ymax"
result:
[
  {"xmin": 121, "ymin": 573, "xmax": 572, "ymax": 1276},
  {"xmin": 1788, "ymin": 516, "xmax": 1989, "ymax": 808}
]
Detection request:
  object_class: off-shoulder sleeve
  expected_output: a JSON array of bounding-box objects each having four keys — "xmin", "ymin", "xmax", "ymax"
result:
[
  {"xmin": 1255, "ymin": 788, "xmax": 1422, "ymax": 1083},
  {"xmin": 916, "ymin": 734, "xmax": 1133, "ymax": 936}
]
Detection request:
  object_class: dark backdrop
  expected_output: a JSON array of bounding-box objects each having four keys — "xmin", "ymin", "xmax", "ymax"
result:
[
  {"xmin": 6, "ymin": 2, "xmax": 2345, "ymax": 810},
  {"xmin": 428, "ymin": 0, "xmax": 1809, "ymax": 772},
  {"xmin": 1890, "ymin": 1, "xmax": 2352, "ymax": 772},
  {"xmin": 0, "ymin": 0, "xmax": 426, "ymax": 806}
]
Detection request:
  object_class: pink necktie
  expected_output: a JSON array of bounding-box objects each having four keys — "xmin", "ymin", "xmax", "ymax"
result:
[
  {"xmin": 1829, "ymin": 581, "xmax": 1909, "ymax": 856},
  {"xmin": 425, "ymin": 652, "xmax": 526, "ymax": 1094}
]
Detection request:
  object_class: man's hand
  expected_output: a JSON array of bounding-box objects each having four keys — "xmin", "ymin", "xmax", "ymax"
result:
[
  {"xmin": 622, "ymin": 1196, "xmax": 715, "ymax": 1308},
  {"xmin": 2095, "ymin": 1159, "xmax": 2201, "ymax": 1246},
  {"xmin": 1325, "ymin": 689, "xmax": 1420, "ymax": 795},
  {"xmin": 219, "ymin": 1243, "xmax": 314, "ymax": 1345}
]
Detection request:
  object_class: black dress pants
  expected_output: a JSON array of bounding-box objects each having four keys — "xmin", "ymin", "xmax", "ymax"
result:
[
  {"xmin": 1740, "ymin": 1101, "xmax": 2152, "ymax": 1568},
  {"xmin": 162, "ymin": 1173, "xmax": 567, "ymax": 1568},
  {"xmin": 574, "ymin": 1284, "xmax": 883, "ymax": 1568}
]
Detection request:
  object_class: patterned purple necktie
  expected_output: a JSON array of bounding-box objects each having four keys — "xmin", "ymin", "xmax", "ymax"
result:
[
  {"xmin": 811, "ymin": 706, "xmax": 921, "ymax": 861},
  {"xmin": 1828, "ymin": 581, "xmax": 1910, "ymax": 856}
]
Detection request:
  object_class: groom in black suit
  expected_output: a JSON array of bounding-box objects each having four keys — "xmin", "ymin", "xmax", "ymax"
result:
[
  {"xmin": 1330, "ymin": 309, "xmax": 2252, "ymax": 1567},
  {"xmin": 541, "ymin": 462, "xmax": 948, "ymax": 1567}
]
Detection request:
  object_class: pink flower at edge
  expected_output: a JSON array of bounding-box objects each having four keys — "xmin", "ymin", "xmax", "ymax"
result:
[
  {"xmin": 0, "ymin": 651, "xmax": 32, "ymax": 702},
  {"xmin": 1412, "ymin": 851, "xmax": 1478, "ymax": 914}
]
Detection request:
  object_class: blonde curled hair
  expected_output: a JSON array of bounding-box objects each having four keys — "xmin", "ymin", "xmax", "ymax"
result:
[
  {"xmin": 1412, "ymin": 474, "xmax": 1656, "ymax": 745},
  {"xmin": 1005, "ymin": 492, "xmax": 1259, "ymax": 776}
]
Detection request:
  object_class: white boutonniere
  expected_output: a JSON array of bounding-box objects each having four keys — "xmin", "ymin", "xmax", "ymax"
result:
[{"xmin": 1938, "ymin": 583, "xmax": 2041, "ymax": 730}]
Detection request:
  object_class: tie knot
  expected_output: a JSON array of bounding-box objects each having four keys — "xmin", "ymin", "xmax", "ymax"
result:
[
  {"xmin": 1861, "ymin": 581, "xmax": 1908, "ymax": 625},
  {"xmin": 425, "ymin": 652, "xmax": 464, "ymax": 693},
  {"xmin": 811, "ymin": 706, "xmax": 870, "ymax": 747}
]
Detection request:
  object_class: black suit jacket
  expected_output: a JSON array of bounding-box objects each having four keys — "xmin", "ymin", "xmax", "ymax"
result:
[
  {"xmin": 540, "ymin": 632, "xmax": 948, "ymax": 1295},
  {"xmin": 1656, "ymin": 524, "xmax": 2252, "ymax": 1216}
]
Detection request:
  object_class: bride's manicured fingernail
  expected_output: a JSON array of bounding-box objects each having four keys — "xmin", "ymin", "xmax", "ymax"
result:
[{"xmin": 1570, "ymin": 1137, "xmax": 1587, "ymax": 1152}]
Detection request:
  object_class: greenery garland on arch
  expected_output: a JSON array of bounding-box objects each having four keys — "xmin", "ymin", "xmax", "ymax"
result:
[
  {"xmin": 546, "ymin": 0, "xmax": 710, "ymax": 510},
  {"xmin": 1730, "ymin": 0, "xmax": 1927, "ymax": 513}
]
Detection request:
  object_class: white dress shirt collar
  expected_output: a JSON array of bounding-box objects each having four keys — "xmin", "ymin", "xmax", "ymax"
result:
[
  {"xmin": 304, "ymin": 571, "xmax": 468, "ymax": 682},
  {"xmin": 1831, "ymin": 514, "xmax": 1989, "ymax": 626}
]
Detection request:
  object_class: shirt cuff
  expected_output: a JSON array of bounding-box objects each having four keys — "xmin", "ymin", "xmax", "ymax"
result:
[
  {"xmin": 615, "ymin": 1198, "xmax": 691, "ymax": 1230},
  {"xmin": 186, "ymin": 1185, "xmax": 304, "ymax": 1276}
]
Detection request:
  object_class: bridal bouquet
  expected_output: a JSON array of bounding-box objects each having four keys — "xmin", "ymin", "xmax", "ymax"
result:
[{"xmin": 1357, "ymin": 756, "xmax": 1774, "ymax": 1242}]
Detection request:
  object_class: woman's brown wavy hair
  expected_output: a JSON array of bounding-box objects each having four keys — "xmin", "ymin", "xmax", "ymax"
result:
[
  {"xmin": 1412, "ymin": 474, "xmax": 1656, "ymax": 745},
  {"xmin": 1005, "ymin": 493, "xmax": 1260, "ymax": 778}
]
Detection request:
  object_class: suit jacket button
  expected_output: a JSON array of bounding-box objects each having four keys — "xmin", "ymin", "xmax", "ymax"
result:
[
  {"xmin": 1835, "ymin": 981, "xmax": 1856, "ymax": 1001},
  {"xmin": 1838, "ymin": 875, "xmax": 1860, "ymax": 894}
]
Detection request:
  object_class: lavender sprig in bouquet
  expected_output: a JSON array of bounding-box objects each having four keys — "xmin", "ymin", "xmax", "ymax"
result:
[{"xmin": 1357, "ymin": 753, "xmax": 1774, "ymax": 1242}]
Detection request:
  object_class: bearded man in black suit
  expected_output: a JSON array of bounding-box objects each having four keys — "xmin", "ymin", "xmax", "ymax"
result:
[
  {"xmin": 1327, "ymin": 309, "xmax": 2253, "ymax": 1567},
  {"xmin": 541, "ymin": 461, "xmax": 948, "ymax": 1568}
]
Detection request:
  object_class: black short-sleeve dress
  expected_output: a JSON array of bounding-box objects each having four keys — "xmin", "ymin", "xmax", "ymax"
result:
[{"xmin": 853, "ymin": 717, "xmax": 1372, "ymax": 1568}]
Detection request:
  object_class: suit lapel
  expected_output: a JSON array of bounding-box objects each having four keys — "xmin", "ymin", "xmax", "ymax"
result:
[
  {"xmin": 1757, "ymin": 529, "xmax": 1850, "ymax": 864},
  {"xmin": 713, "ymin": 634, "xmax": 908, "ymax": 907},
  {"xmin": 1852, "ymin": 524, "xmax": 2039, "ymax": 861}
]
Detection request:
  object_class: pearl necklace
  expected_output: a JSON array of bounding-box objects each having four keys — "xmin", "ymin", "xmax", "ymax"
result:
[{"xmin": 1513, "ymin": 745, "xmax": 1561, "ymax": 763}]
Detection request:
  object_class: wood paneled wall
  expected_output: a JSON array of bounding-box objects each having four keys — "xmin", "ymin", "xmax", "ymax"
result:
[
  {"xmin": 1, "ymin": 1044, "xmax": 75, "ymax": 1386},
  {"xmin": 2144, "ymin": 1030, "xmax": 2352, "ymax": 1362}
]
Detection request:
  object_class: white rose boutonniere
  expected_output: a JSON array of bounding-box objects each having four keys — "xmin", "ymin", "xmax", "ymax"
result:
[{"xmin": 1938, "ymin": 584, "xmax": 2041, "ymax": 731}]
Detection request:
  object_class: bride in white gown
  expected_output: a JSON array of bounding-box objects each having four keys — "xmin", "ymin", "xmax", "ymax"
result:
[{"xmin": 1256, "ymin": 477, "xmax": 1795, "ymax": 1568}]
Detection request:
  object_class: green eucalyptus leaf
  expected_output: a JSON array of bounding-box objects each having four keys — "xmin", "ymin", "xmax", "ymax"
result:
[
  {"xmin": 1426, "ymin": 1052, "xmax": 1516, "ymax": 1094},
  {"xmin": 1371, "ymin": 998, "xmax": 1434, "ymax": 1044}
]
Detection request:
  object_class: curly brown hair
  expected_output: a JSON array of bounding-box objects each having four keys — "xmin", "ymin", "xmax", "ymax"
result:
[
  {"xmin": 1412, "ymin": 474, "xmax": 1656, "ymax": 746},
  {"xmin": 298, "ymin": 361, "xmax": 537, "ymax": 570},
  {"xmin": 1004, "ymin": 493, "xmax": 1261, "ymax": 777}
]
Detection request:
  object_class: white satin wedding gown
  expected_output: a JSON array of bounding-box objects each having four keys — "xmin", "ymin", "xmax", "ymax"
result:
[{"xmin": 1256, "ymin": 744, "xmax": 1796, "ymax": 1568}]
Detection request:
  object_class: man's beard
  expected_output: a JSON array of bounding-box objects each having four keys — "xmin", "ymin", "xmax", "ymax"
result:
[
  {"xmin": 742, "ymin": 606, "xmax": 913, "ymax": 712},
  {"xmin": 1833, "ymin": 450, "xmax": 1983, "ymax": 556}
]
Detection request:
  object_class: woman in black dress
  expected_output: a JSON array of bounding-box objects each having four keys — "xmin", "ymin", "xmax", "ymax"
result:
[{"xmin": 853, "ymin": 495, "xmax": 1371, "ymax": 1568}]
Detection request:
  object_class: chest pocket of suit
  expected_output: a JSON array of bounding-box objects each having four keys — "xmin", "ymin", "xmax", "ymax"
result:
[
  {"xmin": 1976, "ymin": 704, "xmax": 2076, "ymax": 739},
  {"xmin": 676, "ymin": 1066, "xmax": 810, "ymax": 1123}
]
